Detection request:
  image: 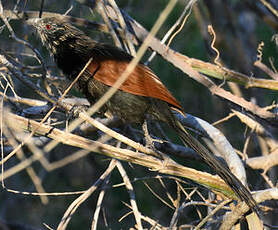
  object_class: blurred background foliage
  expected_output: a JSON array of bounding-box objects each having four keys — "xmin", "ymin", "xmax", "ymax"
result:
[{"xmin": 0, "ymin": 0, "xmax": 277, "ymax": 229}]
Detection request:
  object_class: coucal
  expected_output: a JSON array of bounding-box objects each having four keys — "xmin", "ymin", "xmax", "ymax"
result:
[{"xmin": 28, "ymin": 17, "xmax": 259, "ymax": 214}]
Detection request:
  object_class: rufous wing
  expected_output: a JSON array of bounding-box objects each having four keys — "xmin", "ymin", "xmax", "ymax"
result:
[{"xmin": 87, "ymin": 59, "xmax": 182, "ymax": 110}]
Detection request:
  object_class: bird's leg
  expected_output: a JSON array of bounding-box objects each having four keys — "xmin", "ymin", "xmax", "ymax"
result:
[
  {"xmin": 142, "ymin": 120, "xmax": 163, "ymax": 150},
  {"xmin": 67, "ymin": 103, "xmax": 89, "ymax": 119}
]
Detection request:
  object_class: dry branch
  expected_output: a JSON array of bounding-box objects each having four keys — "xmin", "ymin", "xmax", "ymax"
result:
[{"xmin": 1, "ymin": 108, "xmax": 238, "ymax": 199}]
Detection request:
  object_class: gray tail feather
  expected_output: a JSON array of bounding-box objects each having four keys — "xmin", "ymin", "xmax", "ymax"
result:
[{"xmin": 175, "ymin": 121, "xmax": 260, "ymax": 215}]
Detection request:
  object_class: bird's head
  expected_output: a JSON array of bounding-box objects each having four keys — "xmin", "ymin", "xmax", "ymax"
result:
[{"xmin": 27, "ymin": 17, "xmax": 85, "ymax": 55}]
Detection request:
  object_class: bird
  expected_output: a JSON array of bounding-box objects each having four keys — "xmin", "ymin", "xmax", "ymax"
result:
[{"xmin": 28, "ymin": 16, "xmax": 259, "ymax": 215}]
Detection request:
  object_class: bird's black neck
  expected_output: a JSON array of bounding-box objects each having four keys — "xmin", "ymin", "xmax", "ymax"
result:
[{"xmin": 50, "ymin": 34, "xmax": 95, "ymax": 78}]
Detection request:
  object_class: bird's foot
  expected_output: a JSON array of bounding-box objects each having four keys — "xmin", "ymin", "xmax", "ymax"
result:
[
  {"xmin": 142, "ymin": 120, "xmax": 163, "ymax": 150},
  {"xmin": 68, "ymin": 104, "xmax": 89, "ymax": 119}
]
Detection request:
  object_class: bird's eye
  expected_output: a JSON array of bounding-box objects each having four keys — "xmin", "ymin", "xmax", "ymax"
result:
[{"xmin": 45, "ymin": 24, "xmax": 51, "ymax": 30}]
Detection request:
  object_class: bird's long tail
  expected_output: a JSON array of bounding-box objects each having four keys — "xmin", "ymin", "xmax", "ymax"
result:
[{"xmin": 174, "ymin": 120, "xmax": 260, "ymax": 215}]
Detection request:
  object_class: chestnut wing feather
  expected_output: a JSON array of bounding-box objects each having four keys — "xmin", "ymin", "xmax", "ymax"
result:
[{"xmin": 87, "ymin": 59, "xmax": 182, "ymax": 110}]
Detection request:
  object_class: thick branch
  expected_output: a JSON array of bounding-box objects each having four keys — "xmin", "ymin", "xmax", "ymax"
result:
[{"xmin": 2, "ymin": 109, "xmax": 238, "ymax": 199}]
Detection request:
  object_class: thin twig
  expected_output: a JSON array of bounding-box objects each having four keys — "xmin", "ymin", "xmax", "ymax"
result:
[
  {"xmin": 91, "ymin": 161, "xmax": 112, "ymax": 230},
  {"xmin": 57, "ymin": 160, "xmax": 117, "ymax": 230},
  {"xmin": 116, "ymin": 161, "xmax": 143, "ymax": 229},
  {"xmin": 0, "ymin": 4, "xmax": 47, "ymax": 78},
  {"xmin": 195, "ymin": 199, "xmax": 231, "ymax": 229}
]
